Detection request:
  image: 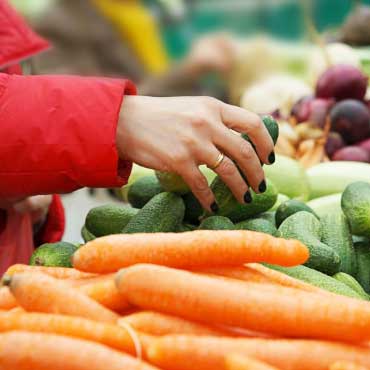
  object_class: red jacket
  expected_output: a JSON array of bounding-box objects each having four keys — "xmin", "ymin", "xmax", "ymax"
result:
[{"xmin": 0, "ymin": 1, "xmax": 135, "ymax": 243}]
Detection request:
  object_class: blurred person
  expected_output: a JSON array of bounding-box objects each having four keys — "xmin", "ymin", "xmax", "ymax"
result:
[
  {"xmin": 31, "ymin": 0, "xmax": 237, "ymax": 98},
  {"xmin": 0, "ymin": 0, "xmax": 273, "ymax": 272}
]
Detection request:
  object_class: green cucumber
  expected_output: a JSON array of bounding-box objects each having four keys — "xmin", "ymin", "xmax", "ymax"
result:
[
  {"xmin": 278, "ymin": 211, "xmax": 341, "ymax": 275},
  {"xmin": 275, "ymin": 199, "xmax": 318, "ymax": 227},
  {"xmin": 320, "ymin": 213, "xmax": 356, "ymax": 276},
  {"xmin": 123, "ymin": 192, "xmax": 185, "ymax": 233},
  {"xmin": 258, "ymin": 211, "xmax": 276, "ymax": 226},
  {"xmin": 266, "ymin": 264, "xmax": 365, "ymax": 300},
  {"xmin": 333, "ymin": 272, "xmax": 369, "ymax": 300},
  {"xmin": 354, "ymin": 241, "xmax": 370, "ymax": 294},
  {"xmin": 127, "ymin": 175, "xmax": 163, "ymax": 208},
  {"xmin": 81, "ymin": 225, "xmax": 96, "ymax": 243},
  {"xmin": 235, "ymin": 218, "xmax": 278, "ymax": 236},
  {"xmin": 199, "ymin": 216, "xmax": 234, "ymax": 230}
]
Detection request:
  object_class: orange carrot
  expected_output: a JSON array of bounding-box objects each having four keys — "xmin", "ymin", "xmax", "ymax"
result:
[
  {"xmin": 0, "ymin": 331, "xmax": 159, "ymax": 370},
  {"xmin": 5, "ymin": 272, "xmax": 119, "ymax": 323},
  {"xmin": 116, "ymin": 264, "xmax": 370, "ymax": 342},
  {"xmin": 69, "ymin": 273, "xmax": 116, "ymax": 287},
  {"xmin": 78, "ymin": 278, "xmax": 129, "ymax": 311},
  {"xmin": 225, "ymin": 354, "xmax": 281, "ymax": 370},
  {"xmin": 330, "ymin": 362, "xmax": 370, "ymax": 370},
  {"xmin": 119, "ymin": 311, "xmax": 232, "ymax": 336},
  {"xmin": 201, "ymin": 264, "xmax": 326, "ymax": 294},
  {"xmin": 147, "ymin": 336, "xmax": 370, "ymax": 370},
  {"xmin": 73, "ymin": 231, "xmax": 309, "ymax": 273},
  {"xmin": 0, "ymin": 311, "xmax": 149, "ymax": 355},
  {"xmin": 0, "ymin": 287, "xmax": 17, "ymax": 310},
  {"xmin": 6, "ymin": 264, "xmax": 97, "ymax": 279}
]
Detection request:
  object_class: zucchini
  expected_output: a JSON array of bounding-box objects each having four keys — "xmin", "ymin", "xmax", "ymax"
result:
[
  {"xmin": 320, "ymin": 213, "xmax": 357, "ymax": 276},
  {"xmin": 266, "ymin": 264, "xmax": 365, "ymax": 300},
  {"xmin": 278, "ymin": 211, "xmax": 341, "ymax": 275},
  {"xmin": 123, "ymin": 192, "xmax": 185, "ymax": 233},
  {"xmin": 307, "ymin": 161, "xmax": 370, "ymax": 199},
  {"xmin": 341, "ymin": 181, "xmax": 370, "ymax": 237},
  {"xmin": 275, "ymin": 199, "xmax": 318, "ymax": 228},
  {"xmin": 355, "ymin": 241, "xmax": 370, "ymax": 294},
  {"xmin": 333, "ymin": 272, "xmax": 369, "ymax": 300},
  {"xmin": 235, "ymin": 218, "xmax": 278, "ymax": 236}
]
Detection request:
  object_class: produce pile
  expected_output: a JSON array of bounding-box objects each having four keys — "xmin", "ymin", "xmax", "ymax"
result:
[{"xmin": 275, "ymin": 64, "xmax": 370, "ymax": 167}]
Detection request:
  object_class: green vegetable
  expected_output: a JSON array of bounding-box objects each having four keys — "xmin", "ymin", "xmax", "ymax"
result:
[
  {"xmin": 275, "ymin": 199, "xmax": 317, "ymax": 228},
  {"xmin": 81, "ymin": 226, "xmax": 96, "ymax": 243},
  {"xmin": 235, "ymin": 218, "xmax": 278, "ymax": 236},
  {"xmin": 278, "ymin": 211, "xmax": 341, "ymax": 275},
  {"xmin": 242, "ymin": 115, "xmax": 279, "ymax": 147},
  {"xmin": 353, "ymin": 235, "xmax": 369, "ymax": 244},
  {"xmin": 269, "ymin": 193, "xmax": 290, "ymax": 211},
  {"xmin": 307, "ymin": 161, "xmax": 370, "ymax": 199},
  {"xmin": 85, "ymin": 205, "xmax": 138, "ymax": 237},
  {"xmin": 123, "ymin": 192, "xmax": 185, "ymax": 233},
  {"xmin": 333, "ymin": 272, "xmax": 369, "ymax": 300},
  {"xmin": 199, "ymin": 216, "xmax": 234, "ymax": 230},
  {"xmin": 183, "ymin": 192, "xmax": 203, "ymax": 225},
  {"xmin": 177, "ymin": 223, "xmax": 197, "ymax": 232},
  {"xmin": 30, "ymin": 242, "xmax": 78, "ymax": 268},
  {"xmin": 127, "ymin": 175, "xmax": 163, "ymax": 208},
  {"xmin": 341, "ymin": 181, "xmax": 370, "ymax": 237},
  {"xmin": 211, "ymin": 178, "xmax": 278, "ymax": 223},
  {"xmin": 355, "ymin": 241, "xmax": 370, "ymax": 294},
  {"xmin": 264, "ymin": 154, "xmax": 310, "ymax": 201},
  {"xmin": 306, "ymin": 193, "xmax": 342, "ymax": 218},
  {"xmin": 320, "ymin": 213, "xmax": 356, "ymax": 276},
  {"xmin": 266, "ymin": 264, "xmax": 365, "ymax": 300},
  {"xmin": 258, "ymin": 211, "xmax": 276, "ymax": 226}
]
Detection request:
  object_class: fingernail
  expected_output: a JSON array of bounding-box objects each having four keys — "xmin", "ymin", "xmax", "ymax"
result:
[
  {"xmin": 244, "ymin": 191, "xmax": 252, "ymax": 204},
  {"xmin": 258, "ymin": 180, "xmax": 267, "ymax": 193},
  {"xmin": 268, "ymin": 151, "xmax": 275, "ymax": 164},
  {"xmin": 211, "ymin": 202, "xmax": 219, "ymax": 213}
]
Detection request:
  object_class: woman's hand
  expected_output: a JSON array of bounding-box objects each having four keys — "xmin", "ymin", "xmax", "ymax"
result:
[
  {"xmin": 13, "ymin": 195, "xmax": 52, "ymax": 225},
  {"xmin": 117, "ymin": 96, "xmax": 274, "ymax": 212}
]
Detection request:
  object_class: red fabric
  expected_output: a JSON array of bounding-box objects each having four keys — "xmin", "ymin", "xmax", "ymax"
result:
[
  {"xmin": 0, "ymin": 0, "xmax": 50, "ymax": 69},
  {"xmin": 0, "ymin": 73, "xmax": 135, "ymax": 198}
]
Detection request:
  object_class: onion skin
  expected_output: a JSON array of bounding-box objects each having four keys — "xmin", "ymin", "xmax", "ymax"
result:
[
  {"xmin": 332, "ymin": 146, "xmax": 370, "ymax": 163},
  {"xmin": 316, "ymin": 64, "xmax": 368, "ymax": 101},
  {"xmin": 357, "ymin": 138, "xmax": 370, "ymax": 155},
  {"xmin": 325, "ymin": 132, "xmax": 346, "ymax": 158}
]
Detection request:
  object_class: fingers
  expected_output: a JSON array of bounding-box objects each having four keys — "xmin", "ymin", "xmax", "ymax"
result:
[
  {"xmin": 178, "ymin": 164, "xmax": 215, "ymax": 213},
  {"xmin": 220, "ymin": 103, "xmax": 274, "ymax": 164},
  {"xmin": 214, "ymin": 128, "xmax": 265, "ymax": 193}
]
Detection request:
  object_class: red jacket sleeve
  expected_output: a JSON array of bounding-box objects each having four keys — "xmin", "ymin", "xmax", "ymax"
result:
[{"xmin": 0, "ymin": 73, "xmax": 136, "ymax": 198}]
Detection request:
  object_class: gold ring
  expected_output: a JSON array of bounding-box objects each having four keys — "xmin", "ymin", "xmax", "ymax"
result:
[{"xmin": 208, "ymin": 153, "xmax": 224, "ymax": 170}]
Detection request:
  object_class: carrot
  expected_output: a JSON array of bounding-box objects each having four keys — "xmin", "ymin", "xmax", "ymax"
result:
[
  {"xmin": 119, "ymin": 311, "xmax": 233, "ymax": 336},
  {"xmin": 201, "ymin": 264, "xmax": 326, "ymax": 294},
  {"xmin": 330, "ymin": 362, "xmax": 370, "ymax": 370},
  {"xmin": 0, "ymin": 331, "xmax": 159, "ymax": 370},
  {"xmin": 0, "ymin": 311, "xmax": 149, "ymax": 355},
  {"xmin": 69, "ymin": 273, "xmax": 116, "ymax": 287},
  {"xmin": 0, "ymin": 287, "xmax": 17, "ymax": 310},
  {"xmin": 6, "ymin": 264, "xmax": 97, "ymax": 279},
  {"xmin": 116, "ymin": 264, "xmax": 370, "ymax": 342},
  {"xmin": 73, "ymin": 230, "xmax": 309, "ymax": 273},
  {"xmin": 225, "ymin": 354, "xmax": 281, "ymax": 370},
  {"xmin": 78, "ymin": 278, "xmax": 129, "ymax": 311},
  {"xmin": 5, "ymin": 272, "xmax": 119, "ymax": 323},
  {"xmin": 147, "ymin": 336, "xmax": 370, "ymax": 370}
]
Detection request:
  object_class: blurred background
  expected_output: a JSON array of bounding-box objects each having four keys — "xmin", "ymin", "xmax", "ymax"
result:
[{"xmin": 10, "ymin": 0, "xmax": 370, "ymax": 241}]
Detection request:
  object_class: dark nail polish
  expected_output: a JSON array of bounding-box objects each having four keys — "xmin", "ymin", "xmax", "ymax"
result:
[
  {"xmin": 259, "ymin": 180, "xmax": 267, "ymax": 193},
  {"xmin": 268, "ymin": 151, "xmax": 275, "ymax": 164},
  {"xmin": 244, "ymin": 191, "xmax": 252, "ymax": 204},
  {"xmin": 211, "ymin": 202, "xmax": 219, "ymax": 213}
]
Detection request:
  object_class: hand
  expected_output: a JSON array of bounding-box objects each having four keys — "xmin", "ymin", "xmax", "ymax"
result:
[
  {"xmin": 184, "ymin": 34, "xmax": 238, "ymax": 77},
  {"xmin": 117, "ymin": 96, "xmax": 274, "ymax": 212},
  {"xmin": 13, "ymin": 195, "xmax": 52, "ymax": 225}
]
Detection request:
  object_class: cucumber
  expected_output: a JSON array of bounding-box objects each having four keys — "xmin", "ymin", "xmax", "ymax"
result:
[
  {"xmin": 30, "ymin": 242, "xmax": 78, "ymax": 268},
  {"xmin": 211, "ymin": 178, "xmax": 278, "ymax": 223},
  {"xmin": 81, "ymin": 225, "xmax": 96, "ymax": 243},
  {"xmin": 183, "ymin": 192, "xmax": 203, "ymax": 225},
  {"xmin": 177, "ymin": 223, "xmax": 197, "ymax": 232},
  {"xmin": 354, "ymin": 241, "xmax": 370, "ymax": 294},
  {"xmin": 320, "ymin": 213, "xmax": 356, "ymax": 276},
  {"xmin": 242, "ymin": 115, "xmax": 279, "ymax": 147},
  {"xmin": 266, "ymin": 264, "xmax": 366, "ymax": 300},
  {"xmin": 341, "ymin": 181, "xmax": 370, "ymax": 237},
  {"xmin": 278, "ymin": 211, "xmax": 341, "ymax": 275},
  {"xmin": 306, "ymin": 193, "xmax": 342, "ymax": 218},
  {"xmin": 86, "ymin": 205, "xmax": 139, "ymax": 237},
  {"xmin": 127, "ymin": 175, "xmax": 163, "ymax": 208},
  {"xmin": 123, "ymin": 192, "xmax": 185, "ymax": 234},
  {"xmin": 235, "ymin": 218, "xmax": 278, "ymax": 236},
  {"xmin": 199, "ymin": 216, "xmax": 234, "ymax": 230},
  {"xmin": 333, "ymin": 272, "xmax": 369, "ymax": 300},
  {"xmin": 275, "ymin": 199, "xmax": 318, "ymax": 228},
  {"xmin": 258, "ymin": 211, "xmax": 276, "ymax": 226},
  {"xmin": 307, "ymin": 161, "xmax": 370, "ymax": 199},
  {"xmin": 269, "ymin": 193, "xmax": 290, "ymax": 212}
]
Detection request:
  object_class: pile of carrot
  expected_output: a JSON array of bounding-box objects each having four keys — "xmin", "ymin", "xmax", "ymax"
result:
[{"xmin": 1, "ymin": 230, "xmax": 370, "ymax": 370}]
